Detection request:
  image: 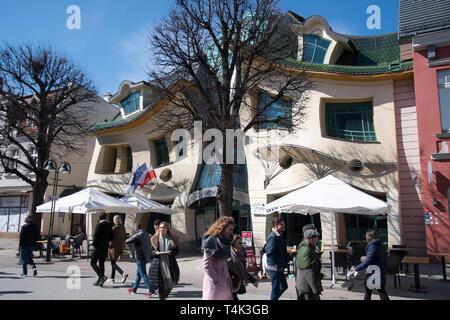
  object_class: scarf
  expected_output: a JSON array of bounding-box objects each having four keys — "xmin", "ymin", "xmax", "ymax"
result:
[
  {"xmin": 159, "ymin": 234, "xmax": 174, "ymax": 289},
  {"xmin": 202, "ymin": 233, "xmax": 232, "ymax": 259}
]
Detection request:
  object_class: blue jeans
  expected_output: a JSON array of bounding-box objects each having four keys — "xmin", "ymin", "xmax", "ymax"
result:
[
  {"xmin": 268, "ymin": 270, "xmax": 288, "ymax": 300},
  {"xmin": 132, "ymin": 260, "xmax": 154, "ymax": 293},
  {"xmin": 20, "ymin": 246, "xmax": 36, "ymax": 275}
]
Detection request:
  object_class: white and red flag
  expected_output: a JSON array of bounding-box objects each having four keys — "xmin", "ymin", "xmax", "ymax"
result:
[{"xmin": 137, "ymin": 166, "xmax": 157, "ymax": 188}]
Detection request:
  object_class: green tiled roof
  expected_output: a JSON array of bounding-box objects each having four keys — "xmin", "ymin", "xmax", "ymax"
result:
[
  {"xmin": 89, "ymin": 94, "xmax": 163, "ymax": 132},
  {"xmin": 283, "ymin": 59, "xmax": 413, "ymax": 75},
  {"xmin": 273, "ymin": 13, "xmax": 408, "ymax": 75},
  {"xmin": 347, "ymin": 33, "xmax": 401, "ymax": 66}
]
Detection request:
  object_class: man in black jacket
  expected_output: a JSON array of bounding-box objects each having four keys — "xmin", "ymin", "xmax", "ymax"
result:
[
  {"xmin": 90, "ymin": 211, "xmax": 113, "ymax": 286},
  {"xmin": 19, "ymin": 215, "xmax": 40, "ymax": 277}
]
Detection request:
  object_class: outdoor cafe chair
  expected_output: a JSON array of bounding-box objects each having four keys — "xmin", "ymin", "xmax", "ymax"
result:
[{"xmin": 385, "ymin": 255, "xmax": 402, "ymax": 290}]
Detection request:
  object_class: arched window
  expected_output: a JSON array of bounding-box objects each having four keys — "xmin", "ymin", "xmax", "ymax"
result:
[
  {"xmin": 302, "ymin": 34, "xmax": 331, "ymax": 64},
  {"xmin": 121, "ymin": 91, "xmax": 140, "ymax": 115}
]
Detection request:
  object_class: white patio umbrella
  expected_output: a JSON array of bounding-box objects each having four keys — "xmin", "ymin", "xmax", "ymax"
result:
[
  {"xmin": 263, "ymin": 175, "xmax": 390, "ymax": 286},
  {"xmin": 36, "ymin": 188, "xmax": 139, "ymax": 238},
  {"xmin": 120, "ymin": 193, "xmax": 175, "ymax": 215},
  {"xmin": 36, "ymin": 188, "xmax": 139, "ymax": 214}
]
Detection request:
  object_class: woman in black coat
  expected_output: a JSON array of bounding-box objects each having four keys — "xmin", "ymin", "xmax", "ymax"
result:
[{"xmin": 148, "ymin": 222, "xmax": 180, "ymax": 300}]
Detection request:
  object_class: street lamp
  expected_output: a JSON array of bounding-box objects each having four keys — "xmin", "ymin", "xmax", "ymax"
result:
[{"xmin": 44, "ymin": 160, "xmax": 71, "ymax": 262}]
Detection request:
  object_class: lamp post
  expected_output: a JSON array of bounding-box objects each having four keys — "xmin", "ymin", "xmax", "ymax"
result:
[{"xmin": 44, "ymin": 160, "xmax": 71, "ymax": 262}]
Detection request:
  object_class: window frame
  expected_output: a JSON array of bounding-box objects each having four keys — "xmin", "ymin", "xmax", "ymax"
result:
[
  {"xmin": 257, "ymin": 92, "xmax": 293, "ymax": 130},
  {"xmin": 302, "ymin": 34, "xmax": 331, "ymax": 64},
  {"xmin": 437, "ymin": 69, "xmax": 450, "ymax": 133},
  {"xmin": 325, "ymin": 101, "xmax": 377, "ymax": 142},
  {"xmin": 120, "ymin": 91, "xmax": 141, "ymax": 115},
  {"xmin": 154, "ymin": 137, "xmax": 170, "ymax": 167}
]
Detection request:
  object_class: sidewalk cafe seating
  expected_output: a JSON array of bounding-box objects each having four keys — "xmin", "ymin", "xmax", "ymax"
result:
[
  {"xmin": 348, "ymin": 241, "xmax": 366, "ymax": 266},
  {"xmin": 390, "ymin": 244, "xmax": 409, "ymax": 273},
  {"xmin": 330, "ymin": 251, "xmax": 351, "ymax": 275},
  {"xmin": 385, "ymin": 255, "xmax": 402, "ymax": 289}
]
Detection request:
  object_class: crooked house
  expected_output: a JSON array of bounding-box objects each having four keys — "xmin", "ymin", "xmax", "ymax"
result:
[{"xmin": 86, "ymin": 12, "xmax": 424, "ymax": 258}]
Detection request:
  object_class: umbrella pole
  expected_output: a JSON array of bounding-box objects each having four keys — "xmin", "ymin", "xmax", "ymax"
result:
[{"xmin": 330, "ymin": 210, "xmax": 336, "ymax": 288}]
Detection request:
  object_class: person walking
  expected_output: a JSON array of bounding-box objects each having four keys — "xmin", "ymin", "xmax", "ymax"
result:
[
  {"xmin": 349, "ymin": 229, "xmax": 389, "ymax": 300},
  {"xmin": 148, "ymin": 221, "xmax": 180, "ymax": 300},
  {"xmin": 108, "ymin": 215, "xmax": 128, "ymax": 284},
  {"xmin": 18, "ymin": 215, "xmax": 40, "ymax": 277},
  {"xmin": 125, "ymin": 222, "xmax": 156, "ymax": 297},
  {"xmin": 297, "ymin": 224, "xmax": 323, "ymax": 300},
  {"xmin": 296, "ymin": 229, "xmax": 323, "ymax": 300},
  {"xmin": 201, "ymin": 216, "xmax": 235, "ymax": 300},
  {"xmin": 227, "ymin": 235, "xmax": 258, "ymax": 300},
  {"xmin": 90, "ymin": 211, "xmax": 113, "ymax": 286},
  {"xmin": 266, "ymin": 216, "xmax": 288, "ymax": 300}
]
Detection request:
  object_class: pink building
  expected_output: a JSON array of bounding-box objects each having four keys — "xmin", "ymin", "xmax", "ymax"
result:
[{"xmin": 399, "ymin": 0, "xmax": 450, "ymax": 259}]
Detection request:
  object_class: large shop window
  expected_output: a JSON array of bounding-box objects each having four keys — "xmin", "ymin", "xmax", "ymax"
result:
[
  {"xmin": 193, "ymin": 162, "xmax": 248, "ymax": 192},
  {"xmin": 121, "ymin": 91, "xmax": 140, "ymax": 115},
  {"xmin": 154, "ymin": 137, "xmax": 170, "ymax": 167},
  {"xmin": 325, "ymin": 101, "xmax": 377, "ymax": 142},
  {"xmin": 0, "ymin": 196, "xmax": 28, "ymax": 232},
  {"xmin": 257, "ymin": 92, "xmax": 293, "ymax": 130},
  {"xmin": 344, "ymin": 214, "xmax": 388, "ymax": 245},
  {"xmin": 279, "ymin": 212, "xmax": 322, "ymax": 247},
  {"xmin": 195, "ymin": 199, "xmax": 251, "ymax": 240},
  {"xmin": 302, "ymin": 34, "xmax": 331, "ymax": 64},
  {"xmin": 437, "ymin": 69, "xmax": 450, "ymax": 132}
]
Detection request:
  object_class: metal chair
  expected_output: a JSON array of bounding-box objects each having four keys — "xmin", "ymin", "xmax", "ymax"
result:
[
  {"xmin": 390, "ymin": 245, "xmax": 409, "ymax": 274},
  {"xmin": 385, "ymin": 255, "xmax": 402, "ymax": 289},
  {"xmin": 330, "ymin": 251, "xmax": 351, "ymax": 275}
]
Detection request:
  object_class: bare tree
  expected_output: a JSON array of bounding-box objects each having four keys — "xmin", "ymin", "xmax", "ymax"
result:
[
  {"xmin": 148, "ymin": 0, "xmax": 314, "ymax": 216},
  {"xmin": 0, "ymin": 43, "xmax": 97, "ymax": 229}
]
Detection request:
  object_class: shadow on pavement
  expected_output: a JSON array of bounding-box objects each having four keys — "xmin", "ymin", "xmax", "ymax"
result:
[
  {"xmin": 170, "ymin": 290, "xmax": 203, "ymax": 298},
  {"xmin": 35, "ymin": 275, "xmax": 94, "ymax": 279},
  {"xmin": 0, "ymin": 291, "xmax": 33, "ymax": 295}
]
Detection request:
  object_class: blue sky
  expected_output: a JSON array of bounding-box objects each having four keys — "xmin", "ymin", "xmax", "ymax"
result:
[{"xmin": 0, "ymin": 0, "xmax": 399, "ymax": 96}]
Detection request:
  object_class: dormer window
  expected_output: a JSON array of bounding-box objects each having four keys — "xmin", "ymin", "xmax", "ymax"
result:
[
  {"xmin": 121, "ymin": 91, "xmax": 140, "ymax": 115},
  {"xmin": 302, "ymin": 34, "xmax": 331, "ymax": 64}
]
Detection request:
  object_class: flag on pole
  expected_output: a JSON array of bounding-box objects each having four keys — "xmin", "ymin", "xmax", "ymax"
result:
[
  {"xmin": 124, "ymin": 163, "xmax": 147, "ymax": 193},
  {"xmin": 137, "ymin": 165, "xmax": 157, "ymax": 188}
]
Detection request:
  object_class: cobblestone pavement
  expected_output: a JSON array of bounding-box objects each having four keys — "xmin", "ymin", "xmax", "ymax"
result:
[{"xmin": 1, "ymin": 238, "xmax": 449, "ymax": 300}]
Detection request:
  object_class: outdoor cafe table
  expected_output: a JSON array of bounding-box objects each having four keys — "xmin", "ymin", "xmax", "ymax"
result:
[
  {"xmin": 287, "ymin": 249, "xmax": 297, "ymax": 275},
  {"xmin": 36, "ymin": 240, "xmax": 60, "ymax": 258},
  {"xmin": 428, "ymin": 252, "xmax": 450, "ymax": 281},
  {"xmin": 401, "ymin": 256, "xmax": 429, "ymax": 293}
]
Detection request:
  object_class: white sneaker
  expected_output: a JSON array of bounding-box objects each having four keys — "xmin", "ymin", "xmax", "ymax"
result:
[{"xmin": 107, "ymin": 278, "xmax": 115, "ymax": 283}]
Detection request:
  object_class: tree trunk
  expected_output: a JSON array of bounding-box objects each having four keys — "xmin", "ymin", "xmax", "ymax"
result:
[
  {"xmin": 30, "ymin": 174, "xmax": 48, "ymax": 232},
  {"xmin": 218, "ymin": 163, "xmax": 234, "ymax": 217}
]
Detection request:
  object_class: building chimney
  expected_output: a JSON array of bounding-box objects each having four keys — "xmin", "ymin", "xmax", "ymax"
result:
[{"xmin": 104, "ymin": 92, "xmax": 113, "ymax": 102}]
